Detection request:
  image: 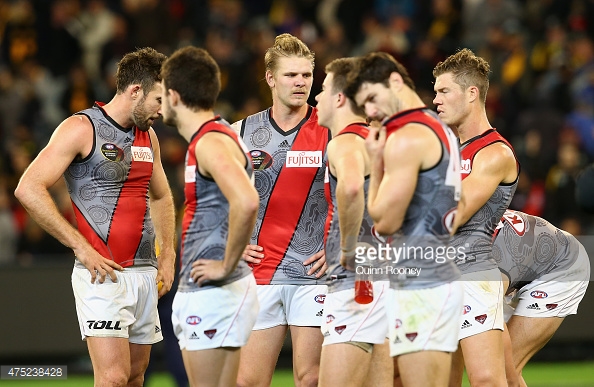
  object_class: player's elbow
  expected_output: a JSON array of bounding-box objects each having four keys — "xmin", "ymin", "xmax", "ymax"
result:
[
  {"xmin": 14, "ymin": 178, "xmax": 34, "ymax": 206},
  {"xmin": 240, "ymin": 187, "xmax": 260, "ymax": 216}
]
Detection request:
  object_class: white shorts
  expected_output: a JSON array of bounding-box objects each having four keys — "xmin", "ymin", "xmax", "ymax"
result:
[
  {"xmin": 505, "ymin": 247, "xmax": 590, "ymax": 319},
  {"xmin": 72, "ymin": 265, "xmax": 162, "ymax": 344},
  {"xmin": 253, "ymin": 284, "xmax": 327, "ymax": 329},
  {"xmin": 172, "ymin": 274, "xmax": 259, "ymax": 351},
  {"xmin": 387, "ymin": 282, "xmax": 463, "ymax": 356},
  {"xmin": 321, "ymin": 281, "xmax": 389, "ymax": 346},
  {"xmin": 458, "ymin": 268, "xmax": 504, "ymax": 340}
]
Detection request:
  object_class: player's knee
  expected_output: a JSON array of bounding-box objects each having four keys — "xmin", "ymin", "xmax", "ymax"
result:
[
  {"xmin": 95, "ymin": 368, "xmax": 130, "ymax": 387},
  {"xmin": 468, "ymin": 368, "xmax": 506, "ymax": 387},
  {"xmin": 237, "ymin": 373, "xmax": 271, "ymax": 387},
  {"xmin": 294, "ymin": 369, "xmax": 319, "ymax": 387}
]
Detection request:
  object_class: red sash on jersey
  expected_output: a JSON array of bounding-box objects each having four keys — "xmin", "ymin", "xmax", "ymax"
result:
[
  {"xmin": 384, "ymin": 108, "xmax": 453, "ymax": 153},
  {"xmin": 460, "ymin": 129, "xmax": 517, "ymax": 180},
  {"xmin": 255, "ymin": 112, "xmax": 329, "ymax": 284}
]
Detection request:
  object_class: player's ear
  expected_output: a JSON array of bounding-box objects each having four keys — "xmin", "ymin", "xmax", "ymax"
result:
[
  {"xmin": 265, "ymin": 70, "xmax": 275, "ymax": 88},
  {"xmin": 129, "ymin": 84, "xmax": 142, "ymax": 99}
]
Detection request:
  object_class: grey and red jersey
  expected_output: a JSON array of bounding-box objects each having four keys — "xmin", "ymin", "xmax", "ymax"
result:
[
  {"xmin": 383, "ymin": 107, "xmax": 461, "ymax": 290},
  {"xmin": 178, "ymin": 117, "xmax": 253, "ymax": 292},
  {"xmin": 452, "ymin": 129, "xmax": 519, "ymax": 274},
  {"xmin": 65, "ymin": 103, "xmax": 157, "ymax": 269},
  {"xmin": 233, "ymin": 106, "xmax": 330, "ymax": 285},
  {"xmin": 493, "ymin": 210, "xmax": 586, "ymax": 290}
]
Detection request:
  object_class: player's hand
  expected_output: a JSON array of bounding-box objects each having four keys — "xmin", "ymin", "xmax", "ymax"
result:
[
  {"xmin": 365, "ymin": 125, "xmax": 386, "ymax": 166},
  {"xmin": 305, "ymin": 250, "xmax": 327, "ymax": 278},
  {"xmin": 241, "ymin": 244, "xmax": 263, "ymax": 264},
  {"xmin": 190, "ymin": 259, "xmax": 230, "ymax": 286},
  {"xmin": 76, "ymin": 247, "xmax": 123, "ymax": 284},
  {"xmin": 156, "ymin": 250, "xmax": 176, "ymax": 298}
]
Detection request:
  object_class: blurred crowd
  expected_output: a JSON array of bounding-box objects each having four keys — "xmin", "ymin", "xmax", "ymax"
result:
[{"xmin": 1, "ymin": 0, "xmax": 594, "ymax": 266}]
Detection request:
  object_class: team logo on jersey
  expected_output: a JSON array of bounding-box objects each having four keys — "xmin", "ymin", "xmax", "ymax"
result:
[
  {"xmin": 546, "ymin": 303, "xmax": 558, "ymax": 310},
  {"xmin": 101, "ymin": 143, "xmax": 125, "ymax": 162},
  {"xmin": 335, "ymin": 325, "xmax": 347, "ymax": 335},
  {"xmin": 186, "ymin": 316, "xmax": 202, "ymax": 325},
  {"xmin": 204, "ymin": 329, "xmax": 217, "ymax": 339},
  {"xmin": 475, "ymin": 314, "xmax": 487, "ymax": 324},
  {"xmin": 530, "ymin": 290, "xmax": 548, "ymax": 299},
  {"xmin": 405, "ymin": 332, "xmax": 418, "ymax": 342},
  {"xmin": 461, "ymin": 159, "xmax": 471, "ymax": 175},
  {"xmin": 463, "ymin": 305, "xmax": 471, "ymax": 315},
  {"xmin": 501, "ymin": 210, "xmax": 526, "ymax": 236},
  {"xmin": 131, "ymin": 146, "xmax": 153, "ymax": 162},
  {"xmin": 249, "ymin": 150, "xmax": 273, "ymax": 170},
  {"xmin": 286, "ymin": 151, "xmax": 322, "ymax": 168},
  {"xmin": 326, "ymin": 315, "xmax": 335, "ymax": 324},
  {"xmin": 314, "ymin": 294, "xmax": 326, "ymax": 304}
]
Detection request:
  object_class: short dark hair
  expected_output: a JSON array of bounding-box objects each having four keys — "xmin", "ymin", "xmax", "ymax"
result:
[
  {"xmin": 325, "ymin": 57, "xmax": 365, "ymax": 116},
  {"xmin": 344, "ymin": 52, "xmax": 415, "ymax": 101},
  {"xmin": 115, "ymin": 47, "xmax": 166, "ymax": 95},
  {"xmin": 433, "ymin": 48, "xmax": 490, "ymax": 104},
  {"xmin": 161, "ymin": 46, "xmax": 221, "ymax": 111}
]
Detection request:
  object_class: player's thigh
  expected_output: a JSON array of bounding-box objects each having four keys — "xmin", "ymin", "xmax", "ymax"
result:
[
  {"xmin": 506, "ymin": 315, "xmax": 564, "ymax": 369},
  {"xmin": 237, "ymin": 325, "xmax": 288, "ymax": 384},
  {"xmin": 459, "ymin": 329, "xmax": 506, "ymax": 384},
  {"xmin": 290, "ymin": 325, "xmax": 324, "ymax": 373},
  {"xmin": 397, "ymin": 350, "xmax": 452, "ymax": 387},
  {"xmin": 319, "ymin": 342, "xmax": 371, "ymax": 387},
  {"xmin": 183, "ymin": 347, "xmax": 240, "ymax": 387},
  {"xmin": 87, "ymin": 337, "xmax": 132, "ymax": 377}
]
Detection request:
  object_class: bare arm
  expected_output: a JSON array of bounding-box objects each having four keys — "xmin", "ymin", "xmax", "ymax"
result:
[
  {"xmin": 190, "ymin": 132, "xmax": 259, "ymax": 285},
  {"xmin": 329, "ymin": 135, "xmax": 368, "ymax": 269},
  {"xmin": 14, "ymin": 116, "xmax": 123, "ymax": 283},
  {"xmin": 366, "ymin": 124, "xmax": 442, "ymax": 235},
  {"xmin": 147, "ymin": 129, "xmax": 176, "ymax": 297},
  {"xmin": 453, "ymin": 143, "xmax": 517, "ymax": 231}
]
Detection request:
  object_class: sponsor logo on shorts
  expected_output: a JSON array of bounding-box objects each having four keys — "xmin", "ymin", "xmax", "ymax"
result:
[
  {"xmin": 326, "ymin": 315, "xmax": 335, "ymax": 324},
  {"xmin": 530, "ymin": 290, "xmax": 548, "ymax": 299},
  {"xmin": 204, "ymin": 329, "xmax": 217, "ymax": 339},
  {"xmin": 186, "ymin": 316, "xmax": 202, "ymax": 325},
  {"xmin": 335, "ymin": 325, "xmax": 347, "ymax": 335},
  {"xmin": 463, "ymin": 305, "xmax": 471, "ymax": 315},
  {"xmin": 393, "ymin": 336, "xmax": 402, "ymax": 344},
  {"xmin": 189, "ymin": 332, "xmax": 199, "ymax": 340},
  {"xmin": 461, "ymin": 320, "xmax": 472, "ymax": 329},
  {"xmin": 394, "ymin": 319, "xmax": 403, "ymax": 329},
  {"xmin": 474, "ymin": 314, "xmax": 487, "ymax": 324},
  {"xmin": 155, "ymin": 326, "xmax": 161, "ymax": 333},
  {"xmin": 405, "ymin": 332, "xmax": 418, "ymax": 342},
  {"xmin": 86, "ymin": 320, "xmax": 122, "ymax": 330},
  {"xmin": 323, "ymin": 331, "xmax": 330, "ymax": 337},
  {"xmin": 314, "ymin": 294, "xmax": 326, "ymax": 304},
  {"xmin": 546, "ymin": 303, "xmax": 558, "ymax": 310},
  {"xmin": 526, "ymin": 303, "xmax": 540, "ymax": 310}
]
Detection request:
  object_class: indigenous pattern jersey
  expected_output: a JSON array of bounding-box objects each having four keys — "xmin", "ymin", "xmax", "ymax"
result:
[
  {"xmin": 493, "ymin": 210, "xmax": 584, "ymax": 290},
  {"xmin": 234, "ymin": 106, "xmax": 330, "ymax": 285},
  {"xmin": 65, "ymin": 103, "xmax": 157, "ymax": 269},
  {"xmin": 324, "ymin": 123, "xmax": 385, "ymax": 292},
  {"xmin": 179, "ymin": 117, "xmax": 253, "ymax": 292},
  {"xmin": 384, "ymin": 108, "xmax": 461, "ymax": 289},
  {"xmin": 452, "ymin": 129, "xmax": 519, "ymax": 274}
]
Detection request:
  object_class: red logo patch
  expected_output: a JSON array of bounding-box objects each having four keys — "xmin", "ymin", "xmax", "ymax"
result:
[
  {"xmin": 405, "ymin": 332, "xmax": 418, "ymax": 342},
  {"xmin": 335, "ymin": 325, "xmax": 347, "ymax": 335},
  {"xmin": 204, "ymin": 329, "xmax": 217, "ymax": 339},
  {"xmin": 475, "ymin": 314, "xmax": 487, "ymax": 324},
  {"xmin": 545, "ymin": 304, "xmax": 558, "ymax": 310}
]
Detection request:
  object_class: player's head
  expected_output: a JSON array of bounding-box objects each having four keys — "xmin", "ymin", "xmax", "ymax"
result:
[
  {"xmin": 264, "ymin": 34, "xmax": 315, "ymax": 109},
  {"xmin": 116, "ymin": 48, "xmax": 167, "ymax": 131},
  {"xmin": 345, "ymin": 52, "xmax": 415, "ymax": 121},
  {"xmin": 432, "ymin": 48, "xmax": 490, "ymax": 127},
  {"xmin": 315, "ymin": 57, "xmax": 364, "ymax": 128},
  {"xmin": 160, "ymin": 46, "xmax": 221, "ymax": 126}
]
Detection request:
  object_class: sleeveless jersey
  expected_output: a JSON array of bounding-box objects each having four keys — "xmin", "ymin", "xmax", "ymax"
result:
[
  {"xmin": 234, "ymin": 106, "xmax": 330, "ymax": 285},
  {"xmin": 65, "ymin": 103, "xmax": 157, "ymax": 269},
  {"xmin": 178, "ymin": 117, "xmax": 253, "ymax": 292},
  {"xmin": 493, "ymin": 210, "xmax": 584, "ymax": 290},
  {"xmin": 452, "ymin": 129, "xmax": 519, "ymax": 274},
  {"xmin": 323, "ymin": 123, "xmax": 385, "ymax": 292},
  {"xmin": 384, "ymin": 108, "xmax": 461, "ymax": 290}
]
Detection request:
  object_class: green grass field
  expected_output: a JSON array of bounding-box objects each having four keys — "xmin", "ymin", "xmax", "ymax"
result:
[{"xmin": 1, "ymin": 362, "xmax": 593, "ymax": 386}]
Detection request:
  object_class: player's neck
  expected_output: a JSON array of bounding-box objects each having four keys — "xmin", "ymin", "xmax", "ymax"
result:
[
  {"xmin": 270, "ymin": 103, "xmax": 309, "ymax": 132},
  {"xmin": 102, "ymin": 95, "xmax": 135, "ymax": 129},
  {"xmin": 457, "ymin": 110, "xmax": 492, "ymax": 143},
  {"xmin": 179, "ymin": 109, "xmax": 215, "ymax": 142},
  {"xmin": 330, "ymin": 111, "xmax": 366, "ymax": 137}
]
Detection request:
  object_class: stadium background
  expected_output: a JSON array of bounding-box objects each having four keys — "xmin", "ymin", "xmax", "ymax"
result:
[{"xmin": 0, "ymin": 0, "xmax": 593, "ymax": 385}]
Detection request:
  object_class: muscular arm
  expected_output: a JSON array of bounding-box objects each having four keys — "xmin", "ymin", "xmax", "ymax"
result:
[
  {"xmin": 453, "ymin": 143, "xmax": 517, "ymax": 230},
  {"xmin": 329, "ymin": 134, "xmax": 368, "ymax": 268},
  {"xmin": 191, "ymin": 132, "xmax": 259, "ymax": 285},
  {"xmin": 147, "ymin": 129, "xmax": 176, "ymax": 296},
  {"xmin": 14, "ymin": 116, "xmax": 123, "ymax": 283},
  {"xmin": 366, "ymin": 124, "xmax": 441, "ymax": 235}
]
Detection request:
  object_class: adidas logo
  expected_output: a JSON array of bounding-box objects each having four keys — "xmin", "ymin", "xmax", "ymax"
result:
[
  {"xmin": 526, "ymin": 303, "xmax": 540, "ymax": 310},
  {"xmin": 316, "ymin": 309, "xmax": 324, "ymax": 317},
  {"xmin": 124, "ymin": 137, "xmax": 132, "ymax": 143},
  {"xmin": 393, "ymin": 336, "xmax": 402, "ymax": 344},
  {"xmin": 155, "ymin": 326, "xmax": 161, "ymax": 333},
  {"xmin": 279, "ymin": 140, "xmax": 291, "ymax": 149},
  {"xmin": 189, "ymin": 332, "xmax": 199, "ymax": 340},
  {"xmin": 461, "ymin": 320, "xmax": 472, "ymax": 329}
]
